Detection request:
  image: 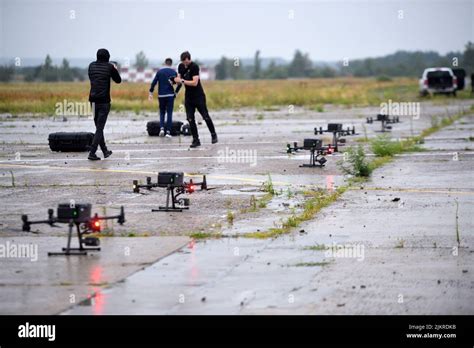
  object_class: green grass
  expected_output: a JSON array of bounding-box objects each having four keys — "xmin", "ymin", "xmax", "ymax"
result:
[
  {"xmin": 355, "ymin": 137, "xmax": 369, "ymax": 143},
  {"xmin": 2, "ymin": 78, "xmax": 471, "ymax": 114},
  {"xmin": 376, "ymin": 75, "xmax": 393, "ymax": 82},
  {"xmin": 9, "ymin": 170, "xmax": 15, "ymax": 187},
  {"xmin": 314, "ymin": 104, "xmax": 324, "ymax": 112},
  {"xmin": 371, "ymin": 134, "xmax": 425, "ymax": 157},
  {"xmin": 262, "ymin": 173, "xmax": 276, "ymax": 195},
  {"xmin": 371, "ymin": 135, "xmax": 405, "ymax": 157},
  {"xmin": 189, "ymin": 232, "xmax": 222, "ymax": 239},
  {"xmin": 344, "ymin": 112, "xmax": 467, "ymax": 181},
  {"xmin": 247, "ymin": 195, "xmax": 258, "ymax": 212},
  {"xmin": 455, "ymin": 199, "xmax": 460, "ymax": 246},
  {"xmin": 303, "ymin": 244, "xmax": 328, "ymax": 251},
  {"xmin": 226, "ymin": 210, "xmax": 235, "ymax": 225},
  {"xmin": 239, "ymin": 192, "xmax": 273, "ymax": 213},
  {"xmin": 395, "ymin": 239, "xmax": 405, "ymax": 248},
  {"xmin": 198, "ymin": 110, "xmax": 467, "ymax": 241},
  {"xmin": 338, "ymin": 145, "xmax": 372, "ymax": 177},
  {"xmin": 257, "ymin": 194, "xmax": 271, "ymax": 208},
  {"xmin": 292, "ymin": 262, "xmax": 330, "ymax": 267},
  {"xmin": 245, "ymin": 189, "xmax": 341, "ymax": 239}
]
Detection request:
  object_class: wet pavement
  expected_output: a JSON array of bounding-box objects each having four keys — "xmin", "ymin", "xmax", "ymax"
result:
[
  {"xmin": 1, "ymin": 101, "xmax": 472, "ymax": 238},
  {"xmin": 0, "ymin": 100, "xmax": 473, "ymax": 314},
  {"xmin": 0, "ymin": 236, "xmax": 188, "ymax": 314}
]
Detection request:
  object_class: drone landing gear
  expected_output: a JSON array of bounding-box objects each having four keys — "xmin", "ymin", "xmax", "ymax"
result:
[
  {"xmin": 152, "ymin": 186, "xmax": 189, "ymax": 212},
  {"xmin": 48, "ymin": 221, "xmax": 100, "ymax": 256},
  {"xmin": 299, "ymin": 149, "xmax": 327, "ymax": 168},
  {"xmin": 378, "ymin": 119, "xmax": 392, "ymax": 133},
  {"xmin": 331, "ymin": 132, "xmax": 340, "ymax": 152}
]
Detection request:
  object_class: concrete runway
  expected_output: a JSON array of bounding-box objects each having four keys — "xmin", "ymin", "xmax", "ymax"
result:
[{"xmin": 0, "ymin": 100, "xmax": 473, "ymax": 314}]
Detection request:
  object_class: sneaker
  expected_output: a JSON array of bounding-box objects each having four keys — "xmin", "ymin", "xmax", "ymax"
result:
[
  {"xmin": 88, "ymin": 153, "xmax": 101, "ymax": 161},
  {"xmin": 165, "ymin": 131, "xmax": 172, "ymax": 138},
  {"xmin": 190, "ymin": 139, "xmax": 201, "ymax": 148},
  {"xmin": 211, "ymin": 133, "xmax": 218, "ymax": 144},
  {"xmin": 159, "ymin": 128, "xmax": 165, "ymax": 137},
  {"xmin": 103, "ymin": 150, "xmax": 113, "ymax": 158}
]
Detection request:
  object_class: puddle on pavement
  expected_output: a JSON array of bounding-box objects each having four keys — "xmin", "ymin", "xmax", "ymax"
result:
[
  {"xmin": 266, "ymin": 195, "xmax": 302, "ymax": 211},
  {"xmin": 219, "ymin": 188, "xmax": 265, "ymax": 196}
]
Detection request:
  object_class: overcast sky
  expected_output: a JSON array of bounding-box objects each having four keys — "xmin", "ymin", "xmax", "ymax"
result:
[{"xmin": 1, "ymin": 0, "xmax": 473, "ymax": 63}]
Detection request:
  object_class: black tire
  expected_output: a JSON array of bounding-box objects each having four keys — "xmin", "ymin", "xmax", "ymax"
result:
[{"xmin": 48, "ymin": 132, "xmax": 94, "ymax": 152}]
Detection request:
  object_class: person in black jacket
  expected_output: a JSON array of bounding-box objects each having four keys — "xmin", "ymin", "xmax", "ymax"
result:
[
  {"xmin": 175, "ymin": 51, "xmax": 217, "ymax": 148},
  {"xmin": 87, "ymin": 48, "xmax": 121, "ymax": 160}
]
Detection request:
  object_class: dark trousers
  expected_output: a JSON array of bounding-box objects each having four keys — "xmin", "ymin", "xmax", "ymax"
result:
[
  {"xmin": 90, "ymin": 102, "xmax": 110, "ymax": 154},
  {"xmin": 185, "ymin": 95, "xmax": 216, "ymax": 141},
  {"xmin": 158, "ymin": 96, "xmax": 174, "ymax": 133}
]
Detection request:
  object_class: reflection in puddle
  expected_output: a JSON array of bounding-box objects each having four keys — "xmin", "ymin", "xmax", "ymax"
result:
[
  {"xmin": 76, "ymin": 266, "xmax": 105, "ymax": 315},
  {"xmin": 189, "ymin": 242, "xmax": 199, "ymax": 284},
  {"xmin": 90, "ymin": 265, "xmax": 102, "ymax": 285},
  {"xmin": 326, "ymin": 175, "xmax": 334, "ymax": 191}
]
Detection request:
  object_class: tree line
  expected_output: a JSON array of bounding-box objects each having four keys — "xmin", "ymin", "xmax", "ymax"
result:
[
  {"xmin": 0, "ymin": 55, "xmax": 85, "ymax": 82},
  {"xmin": 1, "ymin": 43, "xmax": 472, "ymax": 82},
  {"xmin": 0, "ymin": 51, "xmax": 150, "ymax": 82},
  {"xmin": 215, "ymin": 42, "xmax": 474, "ymax": 80}
]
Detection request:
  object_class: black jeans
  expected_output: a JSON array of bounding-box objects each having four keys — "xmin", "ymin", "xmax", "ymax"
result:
[
  {"xmin": 185, "ymin": 95, "xmax": 216, "ymax": 141},
  {"xmin": 90, "ymin": 102, "xmax": 111, "ymax": 154}
]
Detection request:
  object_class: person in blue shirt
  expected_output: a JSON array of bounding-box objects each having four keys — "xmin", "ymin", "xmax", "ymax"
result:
[{"xmin": 149, "ymin": 58, "xmax": 177, "ymax": 137}]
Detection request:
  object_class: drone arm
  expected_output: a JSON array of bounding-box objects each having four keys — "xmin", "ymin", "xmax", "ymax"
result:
[
  {"xmin": 93, "ymin": 206, "xmax": 126, "ymax": 225},
  {"xmin": 21, "ymin": 209, "xmax": 57, "ymax": 231},
  {"xmin": 133, "ymin": 177, "xmax": 159, "ymax": 193},
  {"xmin": 287, "ymin": 142, "xmax": 304, "ymax": 153},
  {"xmin": 184, "ymin": 175, "xmax": 208, "ymax": 192}
]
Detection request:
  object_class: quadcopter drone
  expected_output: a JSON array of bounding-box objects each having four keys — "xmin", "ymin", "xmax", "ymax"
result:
[
  {"xmin": 21, "ymin": 204, "xmax": 125, "ymax": 256},
  {"xmin": 132, "ymin": 172, "xmax": 209, "ymax": 212},
  {"xmin": 314, "ymin": 123, "xmax": 356, "ymax": 152},
  {"xmin": 366, "ymin": 114, "xmax": 400, "ymax": 132},
  {"xmin": 286, "ymin": 138, "xmax": 334, "ymax": 168}
]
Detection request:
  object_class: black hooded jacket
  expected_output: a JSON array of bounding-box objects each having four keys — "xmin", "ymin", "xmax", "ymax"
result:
[{"xmin": 88, "ymin": 49, "xmax": 121, "ymax": 103}]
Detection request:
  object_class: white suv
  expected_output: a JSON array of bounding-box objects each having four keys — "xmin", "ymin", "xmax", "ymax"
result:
[{"xmin": 419, "ymin": 67, "xmax": 458, "ymax": 97}]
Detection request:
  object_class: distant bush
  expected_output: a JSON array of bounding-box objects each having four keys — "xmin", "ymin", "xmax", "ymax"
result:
[
  {"xmin": 376, "ymin": 75, "xmax": 392, "ymax": 82},
  {"xmin": 371, "ymin": 134, "xmax": 424, "ymax": 157},
  {"xmin": 0, "ymin": 65, "xmax": 14, "ymax": 82},
  {"xmin": 371, "ymin": 135, "xmax": 404, "ymax": 157},
  {"xmin": 338, "ymin": 145, "xmax": 372, "ymax": 177},
  {"xmin": 314, "ymin": 104, "xmax": 324, "ymax": 112}
]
